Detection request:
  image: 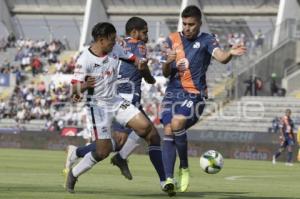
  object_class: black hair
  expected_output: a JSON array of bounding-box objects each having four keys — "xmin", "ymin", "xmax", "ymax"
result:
[
  {"xmin": 181, "ymin": 5, "xmax": 202, "ymax": 20},
  {"xmin": 125, "ymin": 17, "xmax": 147, "ymax": 35},
  {"xmin": 91, "ymin": 22, "xmax": 116, "ymax": 41}
]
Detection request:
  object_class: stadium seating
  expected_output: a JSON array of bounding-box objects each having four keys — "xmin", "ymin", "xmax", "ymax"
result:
[{"xmin": 195, "ymin": 96, "xmax": 300, "ymax": 133}]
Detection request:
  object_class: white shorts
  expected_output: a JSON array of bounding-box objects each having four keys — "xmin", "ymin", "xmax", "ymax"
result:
[{"xmin": 86, "ymin": 100, "xmax": 140, "ymax": 140}]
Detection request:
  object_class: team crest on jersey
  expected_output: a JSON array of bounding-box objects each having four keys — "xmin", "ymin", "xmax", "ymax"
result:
[{"xmin": 193, "ymin": 42, "xmax": 201, "ymax": 48}]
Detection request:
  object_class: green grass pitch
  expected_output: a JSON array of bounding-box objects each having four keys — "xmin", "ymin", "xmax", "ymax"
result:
[{"xmin": 0, "ymin": 148, "xmax": 299, "ymax": 199}]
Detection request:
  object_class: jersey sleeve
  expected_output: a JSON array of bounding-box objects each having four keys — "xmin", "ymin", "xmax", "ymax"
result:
[
  {"xmin": 71, "ymin": 56, "xmax": 87, "ymax": 84},
  {"xmin": 160, "ymin": 37, "xmax": 173, "ymax": 63},
  {"xmin": 136, "ymin": 41, "xmax": 147, "ymax": 58},
  {"xmin": 113, "ymin": 44, "xmax": 136, "ymax": 61},
  {"xmin": 206, "ymin": 34, "xmax": 220, "ymax": 56}
]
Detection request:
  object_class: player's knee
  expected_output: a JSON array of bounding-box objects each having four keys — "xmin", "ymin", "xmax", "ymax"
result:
[
  {"xmin": 136, "ymin": 121, "xmax": 152, "ymax": 138},
  {"xmin": 171, "ymin": 117, "xmax": 186, "ymax": 131},
  {"xmin": 145, "ymin": 125, "xmax": 161, "ymax": 145},
  {"xmin": 163, "ymin": 124, "xmax": 173, "ymax": 136},
  {"xmin": 91, "ymin": 151, "xmax": 102, "ymax": 162},
  {"xmin": 92, "ymin": 149, "xmax": 110, "ymax": 161}
]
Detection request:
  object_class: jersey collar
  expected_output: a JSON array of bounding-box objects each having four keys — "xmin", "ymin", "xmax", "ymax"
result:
[{"xmin": 180, "ymin": 31, "xmax": 202, "ymax": 39}]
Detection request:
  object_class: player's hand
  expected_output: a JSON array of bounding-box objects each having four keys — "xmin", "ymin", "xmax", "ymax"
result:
[
  {"xmin": 230, "ymin": 43, "xmax": 247, "ymax": 56},
  {"xmin": 137, "ymin": 58, "xmax": 149, "ymax": 71},
  {"xmin": 72, "ymin": 94, "xmax": 83, "ymax": 103},
  {"xmin": 165, "ymin": 49, "xmax": 176, "ymax": 64},
  {"xmin": 85, "ymin": 76, "xmax": 96, "ymax": 88}
]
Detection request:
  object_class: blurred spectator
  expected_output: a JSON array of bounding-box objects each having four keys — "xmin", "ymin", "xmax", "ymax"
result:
[
  {"xmin": 48, "ymin": 52, "xmax": 57, "ymax": 64},
  {"xmin": 0, "ymin": 99, "xmax": 5, "ymax": 118},
  {"xmin": 255, "ymin": 29, "xmax": 264, "ymax": 48},
  {"xmin": 31, "ymin": 56, "xmax": 42, "ymax": 76},
  {"xmin": 255, "ymin": 77, "xmax": 263, "ymax": 95},
  {"xmin": 270, "ymin": 73, "xmax": 279, "ymax": 96},
  {"xmin": 7, "ymin": 32, "xmax": 16, "ymax": 47},
  {"xmin": 270, "ymin": 73, "xmax": 286, "ymax": 96},
  {"xmin": 243, "ymin": 76, "xmax": 254, "ymax": 96},
  {"xmin": 0, "ymin": 37, "xmax": 7, "ymax": 52},
  {"xmin": 55, "ymin": 60, "xmax": 63, "ymax": 73}
]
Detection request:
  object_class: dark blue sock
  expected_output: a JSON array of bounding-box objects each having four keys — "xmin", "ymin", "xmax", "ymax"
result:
[
  {"xmin": 287, "ymin": 152, "xmax": 293, "ymax": 163},
  {"xmin": 76, "ymin": 142, "xmax": 96, "ymax": 158},
  {"xmin": 148, "ymin": 145, "xmax": 166, "ymax": 182},
  {"xmin": 162, "ymin": 135, "xmax": 176, "ymax": 178},
  {"xmin": 275, "ymin": 151, "xmax": 281, "ymax": 159},
  {"xmin": 174, "ymin": 130, "xmax": 188, "ymax": 169}
]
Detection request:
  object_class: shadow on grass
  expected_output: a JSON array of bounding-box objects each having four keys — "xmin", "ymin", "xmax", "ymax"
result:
[
  {"xmin": 130, "ymin": 191, "xmax": 300, "ymax": 199},
  {"xmin": 0, "ymin": 184, "xmax": 66, "ymax": 193},
  {"xmin": 1, "ymin": 185, "xmax": 299, "ymax": 199}
]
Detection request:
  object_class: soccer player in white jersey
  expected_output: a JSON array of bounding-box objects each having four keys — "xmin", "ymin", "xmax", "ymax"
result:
[
  {"xmin": 66, "ymin": 22, "xmax": 169, "ymax": 194},
  {"xmin": 63, "ymin": 17, "xmax": 157, "ymax": 181}
]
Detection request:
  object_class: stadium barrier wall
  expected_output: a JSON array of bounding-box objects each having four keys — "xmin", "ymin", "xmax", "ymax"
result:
[
  {"xmin": 0, "ymin": 130, "xmax": 298, "ymax": 162},
  {"xmin": 237, "ymin": 39, "xmax": 297, "ymax": 97},
  {"xmin": 0, "ymin": 131, "xmax": 85, "ymax": 150}
]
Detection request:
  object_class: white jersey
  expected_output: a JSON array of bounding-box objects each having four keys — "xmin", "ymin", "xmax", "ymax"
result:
[{"xmin": 71, "ymin": 44, "xmax": 135, "ymax": 107}]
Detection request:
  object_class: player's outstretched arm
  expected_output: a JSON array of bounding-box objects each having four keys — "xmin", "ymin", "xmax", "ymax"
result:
[
  {"xmin": 141, "ymin": 68, "xmax": 156, "ymax": 84},
  {"xmin": 137, "ymin": 58, "xmax": 156, "ymax": 84},
  {"xmin": 213, "ymin": 44, "xmax": 247, "ymax": 64}
]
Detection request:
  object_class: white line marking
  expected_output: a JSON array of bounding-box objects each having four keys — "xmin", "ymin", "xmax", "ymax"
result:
[{"xmin": 225, "ymin": 175, "xmax": 286, "ymax": 181}]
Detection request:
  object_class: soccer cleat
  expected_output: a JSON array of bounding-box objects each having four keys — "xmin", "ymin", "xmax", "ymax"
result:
[
  {"xmin": 111, "ymin": 153, "xmax": 132, "ymax": 180},
  {"xmin": 65, "ymin": 145, "xmax": 78, "ymax": 169},
  {"xmin": 62, "ymin": 168, "xmax": 69, "ymax": 188},
  {"xmin": 65, "ymin": 169, "xmax": 77, "ymax": 193},
  {"xmin": 162, "ymin": 178, "xmax": 176, "ymax": 197},
  {"xmin": 272, "ymin": 155, "xmax": 276, "ymax": 164},
  {"xmin": 177, "ymin": 168, "xmax": 189, "ymax": 192}
]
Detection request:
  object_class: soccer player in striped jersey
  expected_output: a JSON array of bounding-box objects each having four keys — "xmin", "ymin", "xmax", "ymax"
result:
[
  {"xmin": 272, "ymin": 109, "xmax": 296, "ymax": 166},
  {"xmin": 161, "ymin": 5, "xmax": 246, "ymax": 194}
]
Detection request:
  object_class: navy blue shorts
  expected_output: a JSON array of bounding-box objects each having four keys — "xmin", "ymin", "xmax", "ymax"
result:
[
  {"xmin": 160, "ymin": 91, "xmax": 205, "ymax": 130},
  {"xmin": 281, "ymin": 134, "xmax": 295, "ymax": 147}
]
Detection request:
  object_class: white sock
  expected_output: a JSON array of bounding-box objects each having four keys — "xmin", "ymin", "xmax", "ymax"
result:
[
  {"xmin": 72, "ymin": 152, "xmax": 98, "ymax": 177},
  {"xmin": 119, "ymin": 131, "xmax": 141, "ymax": 159}
]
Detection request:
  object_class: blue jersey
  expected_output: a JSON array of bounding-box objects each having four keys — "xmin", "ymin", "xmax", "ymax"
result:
[
  {"xmin": 117, "ymin": 37, "xmax": 147, "ymax": 104},
  {"xmin": 165, "ymin": 32, "xmax": 219, "ymax": 95}
]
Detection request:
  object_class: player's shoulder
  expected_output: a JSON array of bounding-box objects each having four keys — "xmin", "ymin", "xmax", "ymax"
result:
[
  {"xmin": 76, "ymin": 48, "xmax": 90, "ymax": 64},
  {"xmin": 167, "ymin": 32, "xmax": 181, "ymax": 41},
  {"xmin": 200, "ymin": 32, "xmax": 217, "ymax": 40},
  {"xmin": 125, "ymin": 37, "xmax": 145, "ymax": 47},
  {"xmin": 168, "ymin": 32, "xmax": 180, "ymax": 37}
]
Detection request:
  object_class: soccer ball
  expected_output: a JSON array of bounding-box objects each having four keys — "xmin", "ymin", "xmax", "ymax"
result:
[{"xmin": 200, "ymin": 150, "xmax": 224, "ymax": 174}]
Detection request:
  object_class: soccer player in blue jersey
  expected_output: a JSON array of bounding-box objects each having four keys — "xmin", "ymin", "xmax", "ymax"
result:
[
  {"xmin": 272, "ymin": 109, "xmax": 296, "ymax": 166},
  {"xmin": 64, "ymin": 18, "xmax": 172, "ymax": 195},
  {"xmin": 161, "ymin": 5, "xmax": 246, "ymax": 193}
]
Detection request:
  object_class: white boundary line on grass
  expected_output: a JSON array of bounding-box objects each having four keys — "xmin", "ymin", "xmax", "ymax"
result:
[{"xmin": 225, "ymin": 175, "xmax": 287, "ymax": 181}]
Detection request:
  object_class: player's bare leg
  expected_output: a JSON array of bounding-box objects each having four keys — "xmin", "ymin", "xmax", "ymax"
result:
[{"xmin": 65, "ymin": 139, "xmax": 113, "ymax": 193}]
